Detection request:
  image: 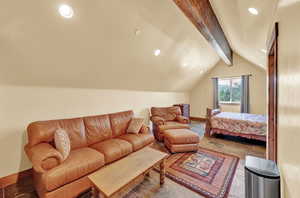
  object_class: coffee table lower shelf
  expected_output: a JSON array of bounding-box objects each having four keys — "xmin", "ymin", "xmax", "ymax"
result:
[{"xmin": 88, "ymin": 147, "xmax": 168, "ymax": 198}]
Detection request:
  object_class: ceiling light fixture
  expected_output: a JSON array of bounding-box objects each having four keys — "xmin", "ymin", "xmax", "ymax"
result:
[
  {"xmin": 154, "ymin": 49, "xmax": 161, "ymax": 56},
  {"xmin": 248, "ymin": 7, "xmax": 258, "ymax": 15},
  {"xmin": 135, "ymin": 29, "xmax": 141, "ymax": 36},
  {"xmin": 59, "ymin": 4, "xmax": 74, "ymax": 18}
]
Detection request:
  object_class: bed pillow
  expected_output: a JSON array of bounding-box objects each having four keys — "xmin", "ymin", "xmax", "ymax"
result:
[
  {"xmin": 54, "ymin": 128, "xmax": 71, "ymax": 160},
  {"xmin": 127, "ymin": 118, "xmax": 144, "ymax": 134},
  {"xmin": 212, "ymin": 109, "xmax": 221, "ymax": 116}
]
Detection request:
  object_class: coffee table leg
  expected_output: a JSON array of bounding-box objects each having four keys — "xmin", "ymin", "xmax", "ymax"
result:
[
  {"xmin": 160, "ymin": 159, "xmax": 165, "ymax": 185},
  {"xmin": 92, "ymin": 186, "xmax": 99, "ymax": 198},
  {"xmin": 146, "ymin": 171, "xmax": 150, "ymax": 177}
]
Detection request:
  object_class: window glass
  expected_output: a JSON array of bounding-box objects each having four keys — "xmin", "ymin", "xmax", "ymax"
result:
[
  {"xmin": 219, "ymin": 79, "xmax": 231, "ymax": 102},
  {"xmin": 218, "ymin": 78, "xmax": 241, "ymax": 103}
]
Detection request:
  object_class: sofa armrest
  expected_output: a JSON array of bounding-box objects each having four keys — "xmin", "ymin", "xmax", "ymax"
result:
[
  {"xmin": 25, "ymin": 143, "xmax": 63, "ymax": 173},
  {"xmin": 150, "ymin": 116, "xmax": 165, "ymax": 126},
  {"xmin": 176, "ymin": 115, "xmax": 189, "ymax": 124},
  {"xmin": 139, "ymin": 124, "xmax": 150, "ymax": 134}
]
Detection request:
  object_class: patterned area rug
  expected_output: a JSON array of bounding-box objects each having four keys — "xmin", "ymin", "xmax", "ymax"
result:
[{"xmin": 158, "ymin": 147, "xmax": 239, "ymax": 198}]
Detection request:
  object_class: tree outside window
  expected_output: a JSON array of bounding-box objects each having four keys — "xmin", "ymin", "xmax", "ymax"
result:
[{"xmin": 218, "ymin": 77, "xmax": 241, "ymax": 104}]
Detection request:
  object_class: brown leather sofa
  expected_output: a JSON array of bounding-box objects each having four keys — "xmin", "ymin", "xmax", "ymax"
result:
[
  {"xmin": 150, "ymin": 106, "xmax": 189, "ymax": 142},
  {"xmin": 24, "ymin": 110, "xmax": 154, "ymax": 198}
]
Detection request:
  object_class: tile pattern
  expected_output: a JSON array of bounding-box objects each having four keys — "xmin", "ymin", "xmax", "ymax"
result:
[{"xmin": 1, "ymin": 122, "xmax": 266, "ymax": 198}]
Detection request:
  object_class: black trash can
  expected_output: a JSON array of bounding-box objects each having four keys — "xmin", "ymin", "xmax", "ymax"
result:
[{"xmin": 245, "ymin": 155, "xmax": 280, "ymax": 198}]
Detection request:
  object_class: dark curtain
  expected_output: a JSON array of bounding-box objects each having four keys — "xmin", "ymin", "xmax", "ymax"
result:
[
  {"xmin": 241, "ymin": 75, "xmax": 250, "ymax": 113},
  {"xmin": 212, "ymin": 78, "xmax": 219, "ymax": 109}
]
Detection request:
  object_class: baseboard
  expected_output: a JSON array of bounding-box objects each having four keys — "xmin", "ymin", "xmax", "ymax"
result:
[
  {"xmin": 0, "ymin": 168, "xmax": 32, "ymax": 189},
  {"xmin": 190, "ymin": 116, "xmax": 207, "ymax": 122}
]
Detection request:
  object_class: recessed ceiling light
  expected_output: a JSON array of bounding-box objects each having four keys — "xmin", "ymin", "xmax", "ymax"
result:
[
  {"xmin": 59, "ymin": 4, "xmax": 74, "ymax": 18},
  {"xmin": 135, "ymin": 29, "xmax": 141, "ymax": 36},
  {"xmin": 183, "ymin": 63, "xmax": 188, "ymax": 67},
  {"xmin": 261, "ymin": 49, "xmax": 267, "ymax": 53},
  {"xmin": 248, "ymin": 7, "xmax": 258, "ymax": 15},
  {"xmin": 154, "ymin": 49, "xmax": 161, "ymax": 56}
]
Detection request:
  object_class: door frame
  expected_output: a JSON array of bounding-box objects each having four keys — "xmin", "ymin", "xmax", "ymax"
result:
[{"xmin": 267, "ymin": 22, "xmax": 279, "ymax": 162}]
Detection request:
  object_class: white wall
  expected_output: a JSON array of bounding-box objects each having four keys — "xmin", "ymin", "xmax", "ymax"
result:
[
  {"xmin": 190, "ymin": 53, "xmax": 267, "ymax": 117},
  {"xmin": 0, "ymin": 85, "xmax": 188, "ymax": 177},
  {"xmin": 276, "ymin": 1, "xmax": 300, "ymax": 197}
]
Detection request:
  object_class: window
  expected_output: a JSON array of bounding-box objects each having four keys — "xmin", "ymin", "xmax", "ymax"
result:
[{"xmin": 218, "ymin": 77, "xmax": 241, "ymax": 104}]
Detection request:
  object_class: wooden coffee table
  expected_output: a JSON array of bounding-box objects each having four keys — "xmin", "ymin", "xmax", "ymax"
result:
[{"xmin": 88, "ymin": 146, "xmax": 168, "ymax": 198}]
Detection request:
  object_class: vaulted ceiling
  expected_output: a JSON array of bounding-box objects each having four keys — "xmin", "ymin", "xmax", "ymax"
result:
[
  {"xmin": 209, "ymin": 0, "xmax": 278, "ymax": 68},
  {"xmin": 0, "ymin": 0, "xmax": 277, "ymax": 92}
]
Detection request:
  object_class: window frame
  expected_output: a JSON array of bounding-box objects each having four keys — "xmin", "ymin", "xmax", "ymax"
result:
[{"xmin": 218, "ymin": 77, "xmax": 241, "ymax": 105}]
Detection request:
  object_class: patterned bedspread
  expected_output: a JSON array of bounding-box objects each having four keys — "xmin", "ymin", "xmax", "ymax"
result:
[{"xmin": 211, "ymin": 112, "xmax": 267, "ymax": 136}]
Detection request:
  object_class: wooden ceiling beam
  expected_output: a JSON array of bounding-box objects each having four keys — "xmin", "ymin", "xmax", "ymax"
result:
[{"xmin": 173, "ymin": 0, "xmax": 233, "ymax": 65}]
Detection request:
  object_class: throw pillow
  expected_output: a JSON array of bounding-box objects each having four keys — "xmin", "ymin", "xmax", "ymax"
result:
[
  {"xmin": 127, "ymin": 118, "xmax": 144, "ymax": 134},
  {"xmin": 54, "ymin": 128, "xmax": 71, "ymax": 160}
]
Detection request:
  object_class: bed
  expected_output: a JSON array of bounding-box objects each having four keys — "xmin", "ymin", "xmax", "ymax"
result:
[{"xmin": 205, "ymin": 108, "xmax": 267, "ymax": 141}]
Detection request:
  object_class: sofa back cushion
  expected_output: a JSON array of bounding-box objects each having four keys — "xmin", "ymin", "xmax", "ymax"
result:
[
  {"xmin": 27, "ymin": 118, "xmax": 87, "ymax": 150},
  {"xmin": 109, "ymin": 110, "xmax": 133, "ymax": 137},
  {"xmin": 151, "ymin": 106, "xmax": 182, "ymax": 121},
  {"xmin": 83, "ymin": 114, "xmax": 113, "ymax": 145}
]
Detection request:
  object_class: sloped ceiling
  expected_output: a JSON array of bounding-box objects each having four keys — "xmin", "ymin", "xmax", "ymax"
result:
[
  {"xmin": 0, "ymin": 0, "xmax": 220, "ymax": 92},
  {"xmin": 0, "ymin": 0, "xmax": 278, "ymax": 92},
  {"xmin": 209, "ymin": 0, "xmax": 278, "ymax": 68}
]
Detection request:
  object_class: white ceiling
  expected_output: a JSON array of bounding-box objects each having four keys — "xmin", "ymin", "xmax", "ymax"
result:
[
  {"xmin": 0, "ymin": 0, "xmax": 277, "ymax": 91},
  {"xmin": 210, "ymin": 0, "xmax": 278, "ymax": 68},
  {"xmin": 0, "ymin": 0, "xmax": 220, "ymax": 92}
]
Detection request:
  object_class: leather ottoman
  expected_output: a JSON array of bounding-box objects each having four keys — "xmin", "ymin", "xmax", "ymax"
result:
[{"xmin": 164, "ymin": 129, "xmax": 200, "ymax": 153}]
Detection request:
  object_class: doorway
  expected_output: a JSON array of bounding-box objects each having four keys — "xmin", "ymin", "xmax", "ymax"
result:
[{"xmin": 267, "ymin": 22, "xmax": 279, "ymax": 162}]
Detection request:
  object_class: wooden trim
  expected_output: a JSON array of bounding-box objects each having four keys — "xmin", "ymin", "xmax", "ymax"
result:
[
  {"xmin": 212, "ymin": 74, "xmax": 252, "ymax": 79},
  {"xmin": 190, "ymin": 116, "xmax": 207, "ymax": 122},
  {"xmin": 267, "ymin": 23, "xmax": 278, "ymax": 55},
  {"xmin": 0, "ymin": 168, "xmax": 32, "ymax": 189},
  {"xmin": 267, "ymin": 22, "xmax": 279, "ymax": 162}
]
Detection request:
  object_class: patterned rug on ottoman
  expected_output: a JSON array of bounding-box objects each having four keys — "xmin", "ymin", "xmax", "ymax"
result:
[{"xmin": 159, "ymin": 147, "xmax": 239, "ymax": 198}]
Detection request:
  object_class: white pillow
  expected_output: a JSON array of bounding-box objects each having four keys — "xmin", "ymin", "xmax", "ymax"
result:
[
  {"xmin": 127, "ymin": 118, "xmax": 144, "ymax": 134},
  {"xmin": 54, "ymin": 128, "xmax": 71, "ymax": 160}
]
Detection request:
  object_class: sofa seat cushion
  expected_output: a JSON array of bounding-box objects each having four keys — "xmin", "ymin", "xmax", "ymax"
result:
[
  {"xmin": 42, "ymin": 147, "xmax": 105, "ymax": 191},
  {"xmin": 90, "ymin": 139, "xmax": 133, "ymax": 164},
  {"xmin": 117, "ymin": 134, "xmax": 154, "ymax": 151}
]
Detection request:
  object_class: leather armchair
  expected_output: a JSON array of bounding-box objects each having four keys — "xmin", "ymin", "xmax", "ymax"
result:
[
  {"xmin": 175, "ymin": 115, "xmax": 189, "ymax": 124},
  {"xmin": 150, "ymin": 116, "xmax": 165, "ymax": 126},
  {"xmin": 150, "ymin": 106, "xmax": 190, "ymax": 141}
]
